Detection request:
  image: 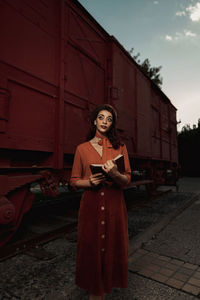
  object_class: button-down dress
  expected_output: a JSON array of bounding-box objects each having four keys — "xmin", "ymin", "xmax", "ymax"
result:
[{"xmin": 70, "ymin": 137, "xmax": 131, "ymax": 296}]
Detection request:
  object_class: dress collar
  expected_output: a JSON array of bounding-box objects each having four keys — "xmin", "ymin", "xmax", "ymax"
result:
[{"xmin": 95, "ymin": 132, "xmax": 113, "ymax": 148}]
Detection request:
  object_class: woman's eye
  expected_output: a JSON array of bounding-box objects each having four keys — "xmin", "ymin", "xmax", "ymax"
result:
[
  {"xmin": 98, "ymin": 115, "xmax": 103, "ymax": 120},
  {"xmin": 107, "ymin": 117, "xmax": 112, "ymax": 122}
]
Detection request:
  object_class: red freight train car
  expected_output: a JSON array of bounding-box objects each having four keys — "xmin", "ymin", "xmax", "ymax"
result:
[
  {"xmin": 109, "ymin": 38, "xmax": 178, "ymax": 185},
  {"xmin": 0, "ymin": 0, "xmax": 178, "ymax": 246}
]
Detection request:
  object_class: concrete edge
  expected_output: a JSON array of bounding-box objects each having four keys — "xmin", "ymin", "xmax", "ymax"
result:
[{"xmin": 128, "ymin": 192, "xmax": 200, "ymax": 259}]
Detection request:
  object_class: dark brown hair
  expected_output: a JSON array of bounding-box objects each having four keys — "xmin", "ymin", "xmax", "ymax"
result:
[{"xmin": 87, "ymin": 104, "xmax": 123, "ymax": 149}]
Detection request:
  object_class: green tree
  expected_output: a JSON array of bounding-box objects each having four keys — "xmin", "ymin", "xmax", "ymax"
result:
[
  {"xmin": 129, "ymin": 48, "xmax": 163, "ymax": 88},
  {"xmin": 178, "ymin": 121, "xmax": 200, "ymax": 176},
  {"xmin": 181, "ymin": 124, "xmax": 191, "ymax": 132}
]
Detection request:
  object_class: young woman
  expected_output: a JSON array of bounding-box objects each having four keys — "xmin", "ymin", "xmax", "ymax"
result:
[{"xmin": 70, "ymin": 104, "xmax": 131, "ymax": 300}]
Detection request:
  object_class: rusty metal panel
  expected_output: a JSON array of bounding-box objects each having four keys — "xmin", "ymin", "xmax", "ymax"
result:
[
  {"xmin": 0, "ymin": 80, "xmax": 55, "ymax": 152},
  {"xmin": 63, "ymin": 102, "xmax": 89, "ymax": 153},
  {"xmin": 160, "ymin": 101, "xmax": 170, "ymax": 161},
  {"xmin": 64, "ymin": 2, "xmax": 107, "ymax": 105},
  {"xmin": 160, "ymin": 101, "xmax": 178, "ymax": 162},
  {"xmin": 151, "ymin": 107, "xmax": 160, "ymax": 138},
  {"xmin": 0, "ymin": 61, "xmax": 57, "ymax": 153},
  {"xmin": 151, "ymin": 107, "xmax": 161, "ymax": 159},
  {"xmin": 161, "ymin": 101, "xmax": 170, "ymax": 141},
  {"xmin": 67, "ymin": 4, "xmax": 107, "ymax": 67},
  {"xmin": 171, "ymin": 142, "xmax": 178, "ymax": 162},
  {"xmin": 111, "ymin": 43, "xmax": 137, "ymax": 155},
  {"xmin": 112, "ymin": 44, "xmax": 136, "ymax": 112},
  {"xmin": 136, "ymin": 71, "xmax": 152, "ymax": 157},
  {"xmin": 152, "ymin": 137, "xmax": 161, "ymax": 158},
  {"xmin": 170, "ymin": 106, "xmax": 178, "ymax": 162},
  {"xmin": 0, "ymin": 84, "xmax": 9, "ymax": 134},
  {"xmin": 162, "ymin": 141, "xmax": 170, "ymax": 160},
  {"xmin": 63, "ymin": 1, "xmax": 108, "ymax": 153},
  {"xmin": 152, "ymin": 90, "xmax": 160, "ymax": 109},
  {"xmin": 65, "ymin": 45, "xmax": 105, "ymax": 104},
  {"xmin": 0, "ymin": 0, "xmax": 59, "ymax": 84},
  {"xmin": 0, "ymin": 0, "xmax": 59, "ymax": 157}
]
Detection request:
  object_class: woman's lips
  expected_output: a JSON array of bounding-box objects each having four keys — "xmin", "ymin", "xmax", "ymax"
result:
[{"xmin": 101, "ymin": 125, "xmax": 107, "ymax": 129}]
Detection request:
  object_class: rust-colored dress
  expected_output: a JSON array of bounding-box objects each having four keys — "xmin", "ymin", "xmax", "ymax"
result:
[{"xmin": 70, "ymin": 137, "xmax": 131, "ymax": 296}]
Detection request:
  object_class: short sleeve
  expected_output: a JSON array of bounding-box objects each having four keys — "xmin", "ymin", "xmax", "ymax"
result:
[
  {"xmin": 121, "ymin": 144, "xmax": 131, "ymax": 186},
  {"xmin": 70, "ymin": 146, "xmax": 83, "ymax": 189}
]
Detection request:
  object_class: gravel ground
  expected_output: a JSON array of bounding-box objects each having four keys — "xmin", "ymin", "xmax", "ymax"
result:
[
  {"xmin": 0, "ymin": 183, "xmax": 199, "ymax": 299},
  {"xmin": 0, "ymin": 239, "xmax": 77, "ymax": 299},
  {"xmin": 177, "ymin": 177, "xmax": 200, "ymax": 193},
  {"xmin": 0, "ymin": 239, "xmax": 197, "ymax": 300},
  {"xmin": 144, "ymin": 196, "xmax": 200, "ymax": 265},
  {"xmin": 126, "ymin": 191, "xmax": 194, "ymax": 238},
  {"xmin": 106, "ymin": 272, "xmax": 197, "ymax": 300}
]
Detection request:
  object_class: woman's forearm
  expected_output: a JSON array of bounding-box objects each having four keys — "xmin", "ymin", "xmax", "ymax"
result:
[
  {"xmin": 75, "ymin": 179, "xmax": 91, "ymax": 189},
  {"xmin": 74, "ymin": 173, "xmax": 106, "ymax": 189},
  {"xmin": 74, "ymin": 173, "xmax": 128, "ymax": 188},
  {"xmin": 110, "ymin": 171, "xmax": 129, "ymax": 186}
]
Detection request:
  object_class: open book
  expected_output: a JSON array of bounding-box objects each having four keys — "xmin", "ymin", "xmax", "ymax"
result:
[{"xmin": 90, "ymin": 154, "xmax": 125, "ymax": 175}]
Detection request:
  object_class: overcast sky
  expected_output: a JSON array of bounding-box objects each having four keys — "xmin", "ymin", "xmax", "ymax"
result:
[{"xmin": 78, "ymin": 0, "xmax": 200, "ymax": 130}]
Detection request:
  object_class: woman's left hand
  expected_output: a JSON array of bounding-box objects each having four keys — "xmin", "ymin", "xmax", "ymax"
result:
[{"xmin": 102, "ymin": 160, "xmax": 119, "ymax": 178}]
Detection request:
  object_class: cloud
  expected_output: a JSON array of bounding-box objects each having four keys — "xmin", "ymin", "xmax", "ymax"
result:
[
  {"xmin": 175, "ymin": 11, "xmax": 186, "ymax": 17},
  {"xmin": 165, "ymin": 30, "xmax": 197, "ymax": 41},
  {"xmin": 184, "ymin": 30, "xmax": 197, "ymax": 37},
  {"xmin": 175, "ymin": 2, "xmax": 200, "ymax": 22},
  {"xmin": 186, "ymin": 2, "xmax": 200, "ymax": 21},
  {"xmin": 165, "ymin": 35, "xmax": 172, "ymax": 41},
  {"xmin": 153, "ymin": 1, "xmax": 159, "ymax": 4}
]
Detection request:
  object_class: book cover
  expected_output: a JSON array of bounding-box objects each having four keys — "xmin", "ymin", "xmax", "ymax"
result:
[{"xmin": 90, "ymin": 154, "xmax": 125, "ymax": 175}]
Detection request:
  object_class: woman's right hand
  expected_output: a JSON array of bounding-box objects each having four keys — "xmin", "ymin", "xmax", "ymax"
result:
[{"xmin": 89, "ymin": 173, "xmax": 106, "ymax": 187}]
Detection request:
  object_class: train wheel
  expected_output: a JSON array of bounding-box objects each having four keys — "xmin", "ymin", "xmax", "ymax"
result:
[{"xmin": 0, "ymin": 186, "xmax": 35, "ymax": 247}]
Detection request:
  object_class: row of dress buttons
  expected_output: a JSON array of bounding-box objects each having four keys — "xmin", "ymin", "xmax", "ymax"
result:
[{"xmin": 100, "ymin": 191, "xmax": 105, "ymax": 252}]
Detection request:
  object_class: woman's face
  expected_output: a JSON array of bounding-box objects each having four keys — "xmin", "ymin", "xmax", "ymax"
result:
[{"xmin": 94, "ymin": 110, "xmax": 113, "ymax": 135}]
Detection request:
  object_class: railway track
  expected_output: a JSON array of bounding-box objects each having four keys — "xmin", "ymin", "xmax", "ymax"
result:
[
  {"xmin": 0, "ymin": 189, "xmax": 81, "ymax": 262},
  {"xmin": 0, "ymin": 221, "xmax": 78, "ymax": 262},
  {"xmin": 0, "ymin": 187, "xmax": 175, "ymax": 262}
]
